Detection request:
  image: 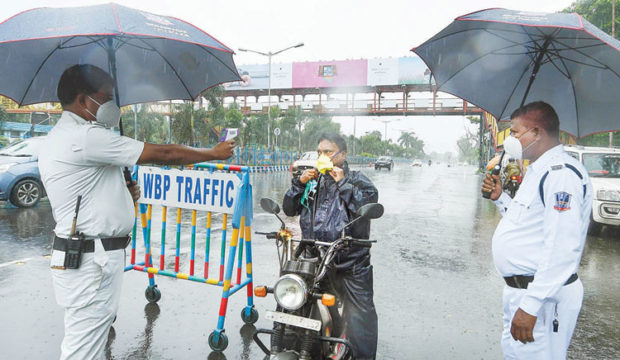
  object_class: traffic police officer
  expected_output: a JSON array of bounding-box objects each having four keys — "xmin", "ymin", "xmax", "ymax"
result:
[
  {"xmin": 39, "ymin": 64, "xmax": 235, "ymax": 359},
  {"xmin": 481, "ymin": 101, "xmax": 593, "ymax": 360}
]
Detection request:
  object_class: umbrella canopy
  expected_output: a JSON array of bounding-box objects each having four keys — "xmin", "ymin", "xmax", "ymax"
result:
[
  {"xmin": 0, "ymin": 3, "xmax": 240, "ymax": 107},
  {"xmin": 413, "ymin": 8, "xmax": 620, "ymax": 137}
]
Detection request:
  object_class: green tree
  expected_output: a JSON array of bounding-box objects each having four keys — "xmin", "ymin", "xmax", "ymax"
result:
[
  {"xmin": 0, "ymin": 103, "xmax": 7, "ymax": 130},
  {"xmin": 224, "ymin": 102, "xmax": 244, "ymax": 129},
  {"xmin": 456, "ymin": 133, "xmax": 479, "ymax": 164},
  {"xmin": 345, "ymin": 134, "xmax": 361, "ymax": 155},
  {"xmin": 398, "ymin": 131, "xmax": 426, "ymax": 158},
  {"xmin": 0, "ymin": 104, "xmax": 7, "ymax": 147},
  {"xmin": 563, "ymin": 0, "xmax": 619, "ymax": 39},
  {"xmin": 578, "ymin": 132, "xmax": 620, "ymax": 146},
  {"xmin": 121, "ymin": 105, "xmax": 169, "ymax": 144},
  {"xmin": 171, "ymin": 102, "xmax": 211, "ymax": 145},
  {"xmin": 202, "ymin": 86, "xmax": 228, "ymax": 144},
  {"xmin": 300, "ymin": 116, "xmax": 341, "ymax": 151},
  {"xmin": 275, "ymin": 106, "xmax": 302, "ymax": 150},
  {"xmin": 170, "ymin": 86, "xmax": 227, "ymax": 146},
  {"xmin": 359, "ymin": 131, "xmax": 383, "ymax": 155},
  {"xmin": 563, "ymin": 1, "xmax": 619, "ymax": 146}
]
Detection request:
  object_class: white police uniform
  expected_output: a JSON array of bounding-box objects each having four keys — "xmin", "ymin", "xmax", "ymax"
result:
[
  {"xmin": 39, "ymin": 111, "xmax": 144, "ymax": 360},
  {"xmin": 492, "ymin": 144, "xmax": 592, "ymax": 360}
]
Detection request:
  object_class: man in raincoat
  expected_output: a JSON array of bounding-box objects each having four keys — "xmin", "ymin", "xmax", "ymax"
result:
[{"xmin": 283, "ymin": 133, "xmax": 379, "ymax": 360}]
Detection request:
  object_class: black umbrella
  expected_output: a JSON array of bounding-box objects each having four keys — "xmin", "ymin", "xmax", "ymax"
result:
[
  {"xmin": 414, "ymin": 8, "xmax": 620, "ymax": 137},
  {"xmin": 0, "ymin": 3, "xmax": 241, "ymax": 179}
]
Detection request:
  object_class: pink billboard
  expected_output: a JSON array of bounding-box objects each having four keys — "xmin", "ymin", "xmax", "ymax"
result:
[{"xmin": 292, "ymin": 59, "xmax": 368, "ymax": 88}]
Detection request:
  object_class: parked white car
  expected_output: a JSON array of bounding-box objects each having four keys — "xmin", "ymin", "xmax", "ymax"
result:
[
  {"xmin": 564, "ymin": 145, "xmax": 620, "ymax": 235},
  {"xmin": 291, "ymin": 151, "xmax": 318, "ymax": 177}
]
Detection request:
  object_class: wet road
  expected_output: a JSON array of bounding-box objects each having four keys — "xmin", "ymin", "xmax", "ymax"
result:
[{"xmin": 0, "ymin": 164, "xmax": 618, "ymax": 359}]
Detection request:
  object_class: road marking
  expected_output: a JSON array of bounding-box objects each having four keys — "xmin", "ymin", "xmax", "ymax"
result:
[
  {"xmin": 254, "ymin": 213, "xmax": 273, "ymax": 217},
  {"xmin": 0, "ymin": 257, "xmax": 32, "ymax": 268}
]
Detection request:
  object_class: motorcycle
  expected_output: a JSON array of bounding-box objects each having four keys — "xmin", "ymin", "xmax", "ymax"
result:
[
  {"xmin": 253, "ymin": 198, "xmax": 384, "ymax": 360},
  {"xmin": 504, "ymin": 174, "xmax": 522, "ymax": 198}
]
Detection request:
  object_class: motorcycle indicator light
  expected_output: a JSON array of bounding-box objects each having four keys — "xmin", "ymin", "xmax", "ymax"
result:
[
  {"xmin": 254, "ymin": 286, "xmax": 267, "ymax": 297},
  {"xmin": 511, "ymin": 175, "xmax": 518, "ymax": 180},
  {"xmin": 321, "ymin": 294, "xmax": 335, "ymax": 307},
  {"xmin": 274, "ymin": 274, "xmax": 307, "ymax": 311}
]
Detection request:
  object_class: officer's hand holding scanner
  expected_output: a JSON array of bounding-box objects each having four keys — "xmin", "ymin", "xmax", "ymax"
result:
[{"xmin": 482, "ymin": 172, "xmax": 503, "ymax": 200}]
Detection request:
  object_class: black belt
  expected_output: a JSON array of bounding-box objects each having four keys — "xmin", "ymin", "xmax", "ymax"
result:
[
  {"xmin": 504, "ymin": 273, "xmax": 578, "ymax": 289},
  {"xmin": 53, "ymin": 236, "xmax": 130, "ymax": 253}
]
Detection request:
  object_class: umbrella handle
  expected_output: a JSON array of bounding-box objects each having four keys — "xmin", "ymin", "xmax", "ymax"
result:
[{"xmin": 123, "ymin": 167, "xmax": 132, "ymax": 183}]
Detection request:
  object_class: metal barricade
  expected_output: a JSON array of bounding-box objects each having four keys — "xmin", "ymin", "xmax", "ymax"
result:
[{"xmin": 125, "ymin": 163, "xmax": 256, "ymax": 352}]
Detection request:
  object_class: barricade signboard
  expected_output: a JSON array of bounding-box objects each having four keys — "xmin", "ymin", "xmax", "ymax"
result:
[
  {"xmin": 138, "ymin": 166, "xmax": 242, "ymax": 214},
  {"xmin": 127, "ymin": 163, "xmax": 256, "ymax": 352}
]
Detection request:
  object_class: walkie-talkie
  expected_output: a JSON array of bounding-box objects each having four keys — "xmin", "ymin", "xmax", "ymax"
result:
[
  {"xmin": 482, "ymin": 151, "xmax": 505, "ymax": 199},
  {"xmin": 64, "ymin": 195, "xmax": 84, "ymax": 269}
]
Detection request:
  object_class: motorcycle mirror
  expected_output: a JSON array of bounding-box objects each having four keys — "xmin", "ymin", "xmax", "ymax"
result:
[
  {"xmin": 260, "ymin": 198, "xmax": 286, "ymax": 229},
  {"xmin": 356, "ymin": 203, "xmax": 384, "ymax": 220},
  {"xmin": 260, "ymin": 198, "xmax": 280, "ymax": 215},
  {"xmin": 342, "ymin": 203, "xmax": 384, "ymax": 235}
]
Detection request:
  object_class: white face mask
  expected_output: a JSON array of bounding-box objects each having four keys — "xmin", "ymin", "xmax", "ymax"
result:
[
  {"xmin": 503, "ymin": 128, "xmax": 536, "ymax": 160},
  {"xmin": 85, "ymin": 96, "xmax": 121, "ymax": 128}
]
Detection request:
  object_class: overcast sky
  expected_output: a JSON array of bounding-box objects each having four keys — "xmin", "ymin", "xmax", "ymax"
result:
[{"xmin": 2, "ymin": 0, "xmax": 577, "ymax": 153}]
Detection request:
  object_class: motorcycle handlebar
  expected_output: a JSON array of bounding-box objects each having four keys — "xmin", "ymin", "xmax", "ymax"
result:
[
  {"xmin": 255, "ymin": 231, "xmax": 277, "ymax": 239},
  {"xmin": 256, "ymin": 230, "xmax": 377, "ymax": 246},
  {"xmin": 351, "ymin": 239, "xmax": 374, "ymax": 248},
  {"xmin": 296, "ymin": 238, "xmax": 376, "ymax": 247}
]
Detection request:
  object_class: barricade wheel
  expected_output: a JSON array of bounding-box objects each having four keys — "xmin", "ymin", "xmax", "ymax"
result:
[
  {"xmin": 208, "ymin": 331, "xmax": 228, "ymax": 351},
  {"xmin": 240, "ymin": 307, "xmax": 259, "ymax": 324},
  {"xmin": 145, "ymin": 285, "xmax": 161, "ymax": 303}
]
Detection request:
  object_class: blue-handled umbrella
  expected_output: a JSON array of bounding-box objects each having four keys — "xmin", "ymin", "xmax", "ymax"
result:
[
  {"xmin": 0, "ymin": 3, "xmax": 240, "ymax": 107},
  {"xmin": 413, "ymin": 8, "xmax": 620, "ymax": 137}
]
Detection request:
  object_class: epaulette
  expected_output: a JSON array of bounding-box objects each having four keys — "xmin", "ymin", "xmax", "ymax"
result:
[{"xmin": 539, "ymin": 163, "xmax": 586, "ymax": 206}]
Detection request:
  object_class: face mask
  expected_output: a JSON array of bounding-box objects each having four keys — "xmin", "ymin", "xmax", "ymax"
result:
[
  {"xmin": 316, "ymin": 154, "xmax": 334, "ymax": 174},
  {"xmin": 503, "ymin": 128, "xmax": 536, "ymax": 160},
  {"xmin": 85, "ymin": 96, "xmax": 121, "ymax": 128}
]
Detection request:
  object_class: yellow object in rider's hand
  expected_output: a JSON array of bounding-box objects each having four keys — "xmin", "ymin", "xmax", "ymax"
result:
[{"xmin": 316, "ymin": 154, "xmax": 333, "ymax": 174}]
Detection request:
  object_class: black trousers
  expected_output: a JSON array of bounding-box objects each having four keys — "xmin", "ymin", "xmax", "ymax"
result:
[{"xmin": 333, "ymin": 260, "xmax": 378, "ymax": 360}]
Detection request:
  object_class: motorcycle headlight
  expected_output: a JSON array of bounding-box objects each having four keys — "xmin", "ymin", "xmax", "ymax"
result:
[
  {"xmin": 273, "ymin": 274, "xmax": 307, "ymax": 311},
  {"xmin": 597, "ymin": 189, "xmax": 620, "ymax": 202},
  {"xmin": 0, "ymin": 162, "xmax": 17, "ymax": 174}
]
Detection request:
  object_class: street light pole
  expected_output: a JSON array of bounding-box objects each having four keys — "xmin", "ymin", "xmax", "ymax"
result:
[
  {"xmin": 132, "ymin": 104, "xmax": 138, "ymax": 140},
  {"xmin": 375, "ymin": 119, "xmax": 391, "ymax": 142},
  {"xmin": 239, "ymin": 42, "xmax": 304, "ymax": 149},
  {"xmin": 353, "ymin": 116, "xmax": 357, "ymax": 155},
  {"xmin": 267, "ymin": 53, "xmax": 272, "ymax": 148},
  {"xmin": 610, "ymin": 0, "xmax": 615, "ymax": 147},
  {"xmin": 384, "ymin": 121, "xmax": 388, "ymax": 142}
]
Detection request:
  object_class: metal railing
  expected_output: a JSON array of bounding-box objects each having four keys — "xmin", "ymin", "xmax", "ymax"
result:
[{"xmin": 226, "ymin": 97, "xmax": 481, "ymax": 116}]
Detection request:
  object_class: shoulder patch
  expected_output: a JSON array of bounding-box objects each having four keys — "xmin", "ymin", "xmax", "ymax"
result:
[
  {"xmin": 553, "ymin": 192, "xmax": 572, "ymax": 212},
  {"xmin": 551, "ymin": 165, "xmax": 564, "ymax": 171}
]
